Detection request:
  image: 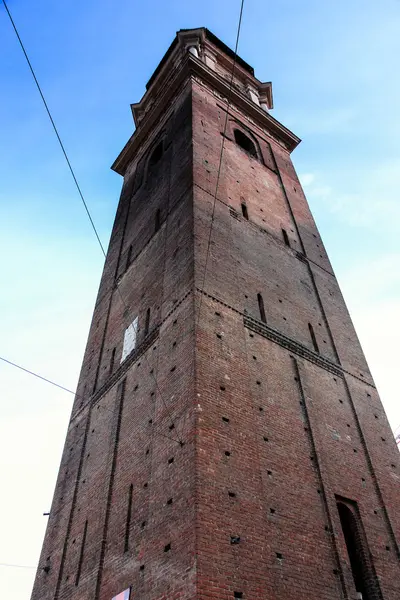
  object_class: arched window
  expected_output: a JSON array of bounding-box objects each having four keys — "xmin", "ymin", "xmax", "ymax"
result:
[
  {"xmin": 337, "ymin": 501, "xmax": 376, "ymax": 600},
  {"xmin": 234, "ymin": 129, "xmax": 258, "ymax": 159},
  {"xmin": 149, "ymin": 141, "xmax": 163, "ymax": 167},
  {"xmin": 257, "ymin": 293, "xmax": 266, "ymax": 323}
]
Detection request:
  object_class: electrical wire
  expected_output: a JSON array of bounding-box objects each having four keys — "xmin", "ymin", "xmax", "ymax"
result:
[
  {"xmin": 195, "ymin": 0, "xmax": 245, "ymax": 332},
  {"xmin": 0, "ymin": 562, "xmax": 35, "ymax": 569},
  {"xmin": 1, "ymin": 0, "xmax": 182, "ymax": 444},
  {"xmin": 0, "ymin": 356, "xmax": 77, "ymax": 397}
]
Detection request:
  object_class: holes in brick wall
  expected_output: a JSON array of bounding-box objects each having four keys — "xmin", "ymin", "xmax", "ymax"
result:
[
  {"xmin": 230, "ymin": 535, "xmax": 241, "ymax": 544},
  {"xmin": 172, "ymin": 341, "xmax": 177, "ymax": 348},
  {"xmin": 141, "ymin": 521, "xmax": 147, "ymax": 528},
  {"xmin": 228, "ymin": 491, "xmax": 236, "ymax": 498},
  {"xmin": 134, "ymin": 384, "xmax": 139, "ymax": 391},
  {"xmin": 225, "ymin": 451, "xmax": 231, "ymax": 457},
  {"xmin": 385, "ymin": 545, "xmax": 390, "ymax": 551},
  {"xmin": 216, "ymin": 333, "xmax": 222, "ymax": 339},
  {"xmin": 256, "ymin": 380, "xmax": 261, "ymax": 385},
  {"xmin": 148, "ymin": 419, "xmax": 153, "ymax": 424},
  {"xmin": 276, "ymin": 552, "xmax": 283, "ymax": 560},
  {"xmin": 170, "ymin": 365, "xmax": 176, "ymax": 372},
  {"xmin": 166, "ymin": 498, "xmax": 173, "ymax": 505},
  {"xmin": 168, "ymin": 457, "xmax": 174, "ymax": 464},
  {"xmin": 339, "ymin": 399, "xmax": 343, "ymax": 404},
  {"xmin": 143, "ymin": 482, "xmax": 148, "ymax": 489},
  {"xmin": 353, "ymin": 448, "xmax": 358, "ymax": 453},
  {"xmin": 169, "ymin": 423, "xmax": 175, "ymax": 431},
  {"xmin": 270, "ymin": 508, "xmax": 276, "ymax": 514},
  {"xmin": 267, "ymin": 470, "xmax": 272, "ymax": 477},
  {"xmin": 374, "ymin": 414, "xmax": 378, "ymax": 419},
  {"xmin": 381, "ymin": 437, "xmax": 386, "ymax": 442},
  {"xmin": 366, "ymin": 393, "xmax": 371, "ymax": 398},
  {"xmin": 215, "ymin": 311, "xmax": 221, "ymax": 316},
  {"xmin": 391, "ymin": 463, "xmax": 396, "ymax": 469},
  {"xmin": 222, "ymin": 417, "xmax": 230, "ymax": 423},
  {"xmin": 149, "ymin": 368, "xmax": 154, "ymax": 375},
  {"xmin": 241, "ymin": 203, "xmax": 249, "ymax": 220},
  {"xmin": 139, "ymin": 564, "xmax": 145, "ymax": 571},
  {"xmin": 259, "ymin": 406, "xmax": 264, "ymax": 412},
  {"xmin": 282, "ymin": 229, "xmax": 290, "ymax": 248},
  {"xmin": 234, "ymin": 592, "xmax": 243, "ymax": 598},
  {"xmin": 145, "ymin": 448, "xmax": 149, "ymax": 456},
  {"xmin": 253, "ymin": 355, "xmax": 257, "ymax": 361},
  {"xmin": 257, "ymin": 293, "xmax": 266, "ymax": 323},
  {"xmin": 164, "ymin": 543, "xmax": 171, "ymax": 553},
  {"xmin": 173, "ymin": 319, "xmax": 177, "ymax": 325},
  {"xmin": 263, "ymin": 436, "xmax": 269, "ymax": 442},
  {"xmin": 220, "ymin": 385, "xmax": 226, "ymax": 391}
]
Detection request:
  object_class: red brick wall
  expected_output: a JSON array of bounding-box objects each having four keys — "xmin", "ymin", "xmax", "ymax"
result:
[{"xmin": 31, "ymin": 69, "xmax": 400, "ymax": 600}]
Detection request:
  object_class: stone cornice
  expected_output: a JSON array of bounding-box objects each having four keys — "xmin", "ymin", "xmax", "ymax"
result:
[{"xmin": 112, "ymin": 53, "xmax": 300, "ymax": 176}]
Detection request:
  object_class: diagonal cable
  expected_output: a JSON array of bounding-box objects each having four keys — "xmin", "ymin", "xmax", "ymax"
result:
[
  {"xmin": 2, "ymin": 0, "xmax": 183, "ymax": 443},
  {"xmin": 195, "ymin": 0, "xmax": 245, "ymax": 332}
]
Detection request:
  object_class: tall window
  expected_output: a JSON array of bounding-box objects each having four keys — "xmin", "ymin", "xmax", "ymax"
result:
[
  {"xmin": 308, "ymin": 323, "xmax": 319, "ymax": 354},
  {"xmin": 144, "ymin": 308, "xmax": 151, "ymax": 338},
  {"xmin": 234, "ymin": 129, "xmax": 258, "ymax": 159},
  {"xmin": 154, "ymin": 209, "xmax": 161, "ymax": 233},
  {"xmin": 337, "ymin": 501, "xmax": 376, "ymax": 600},
  {"xmin": 241, "ymin": 203, "xmax": 249, "ymax": 220},
  {"xmin": 149, "ymin": 141, "xmax": 163, "ymax": 167},
  {"xmin": 282, "ymin": 228, "xmax": 290, "ymax": 248},
  {"xmin": 257, "ymin": 293, "xmax": 266, "ymax": 323}
]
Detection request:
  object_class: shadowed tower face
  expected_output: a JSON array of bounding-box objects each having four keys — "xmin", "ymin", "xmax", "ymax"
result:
[{"xmin": 31, "ymin": 27, "xmax": 399, "ymax": 600}]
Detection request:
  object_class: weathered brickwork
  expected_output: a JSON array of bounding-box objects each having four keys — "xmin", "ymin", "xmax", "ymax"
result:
[{"xmin": 32, "ymin": 28, "xmax": 399, "ymax": 600}]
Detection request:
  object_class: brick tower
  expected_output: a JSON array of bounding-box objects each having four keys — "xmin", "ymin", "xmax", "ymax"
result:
[{"xmin": 31, "ymin": 28, "xmax": 400, "ymax": 600}]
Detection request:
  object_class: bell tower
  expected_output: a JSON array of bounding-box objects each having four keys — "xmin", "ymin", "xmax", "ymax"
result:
[{"xmin": 31, "ymin": 28, "xmax": 400, "ymax": 600}]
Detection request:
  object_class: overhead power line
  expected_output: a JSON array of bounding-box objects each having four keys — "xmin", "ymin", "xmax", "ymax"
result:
[
  {"xmin": 196, "ymin": 0, "xmax": 245, "ymax": 331},
  {"xmin": 1, "ymin": 0, "xmax": 107, "ymax": 257},
  {"xmin": 1, "ymin": 0, "xmax": 245, "ymax": 446},
  {"xmin": 1, "ymin": 0, "xmax": 183, "ymax": 444},
  {"xmin": 0, "ymin": 562, "xmax": 35, "ymax": 570},
  {"xmin": 0, "ymin": 355, "xmax": 77, "ymax": 397}
]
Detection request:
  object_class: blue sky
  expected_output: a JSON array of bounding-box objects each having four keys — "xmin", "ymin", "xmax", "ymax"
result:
[{"xmin": 1, "ymin": 0, "xmax": 400, "ymax": 597}]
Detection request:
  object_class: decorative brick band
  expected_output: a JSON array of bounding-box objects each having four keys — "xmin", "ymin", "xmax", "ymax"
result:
[{"xmin": 243, "ymin": 315, "xmax": 343, "ymax": 378}]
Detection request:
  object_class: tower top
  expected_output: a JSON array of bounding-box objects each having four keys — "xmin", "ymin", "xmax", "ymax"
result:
[{"xmin": 112, "ymin": 27, "xmax": 300, "ymax": 175}]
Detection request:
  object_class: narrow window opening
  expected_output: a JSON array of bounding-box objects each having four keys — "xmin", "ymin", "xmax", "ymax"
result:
[
  {"xmin": 154, "ymin": 208, "xmax": 161, "ymax": 233},
  {"xmin": 149, "ymin": 141, "xmax": 163, "ymax": 167},
  {"xmin": 282, "ymin": 228, "xmax": 290, "ymax": 247},
  {"xmin": 241, "ymin": 203, "xmax": 249, "ymax": 220},
  {"xmin": 234, "ymin": 129, "xmax": 257, "ymax": 159},
  {"xmin": 124, "ymin": 484, "xmax": 133, "ymax": 553},
  {"xmin": 109, "ymin": 347, "xmax": 116, "ymax": 375},
  {"xmin": 144, "ymin": 308, "xmax": 150, "ymax": 338},
  {"xmin": 126, "ymin": 244, "xmax": 132, "ymax": 270},
  {"xmin": 337, "ymin": 501, "xmax": 374, "ymax": 600},
  {"xmin": 257, "ymin": 293, "xmax": 266, "ymax": 323},
  {"xmin": 308, "ymin": 323, "xmax": 319, "ymax": 353},
  {"xmin": 75, "ymin": 520, "xmax": 88, "ymax": 586}
]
